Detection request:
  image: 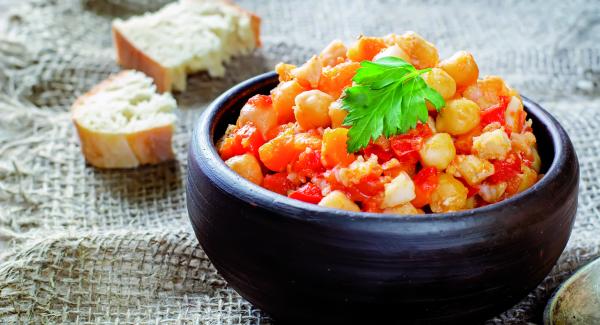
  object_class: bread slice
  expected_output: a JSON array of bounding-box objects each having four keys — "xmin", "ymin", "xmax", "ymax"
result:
[
  {"xmin": 72, "ymin": 70, "xmax": 177, "ymax": 169},
  {"xmin": 112, "ymin": 0, "xmax": 261, "ymax": 93}
]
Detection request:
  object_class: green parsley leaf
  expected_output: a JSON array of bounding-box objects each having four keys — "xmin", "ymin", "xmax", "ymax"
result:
[{"xmin": 341, "ymin": 56, "xmax": 445, "ymax": 153}]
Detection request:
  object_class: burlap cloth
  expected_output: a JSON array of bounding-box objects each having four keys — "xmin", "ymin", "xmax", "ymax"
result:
[{"xmin": 0, "ymin": 0, "xmax": 598, "ymax": 323}]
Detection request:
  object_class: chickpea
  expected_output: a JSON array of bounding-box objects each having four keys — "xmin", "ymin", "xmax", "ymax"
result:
[
  {"xmin": 373, "ymin": 44, "xmax": 410, "ymax": 62},
  {"xmin": 435, "ymin": 98, "xmax": 481, "ymax": 136},
  {"xmin": 225, "ymin": 153, "xmax": 263, "ymax": 185},
  {"xmin": 430, "ymin": 173, "xmax": 468, "ymax": 213},
  {"xmin": 387, "ymin": 31, "xmax": 439, "ymax": 69},
  {"xmin": 294, "ymin": 90, "xmax": 334, "ymax": 130},
  {"xmin": 421, "ymin": 68, "xmax": 456, "ymax": 100},
  {"xmin": 329, "ymin": 100, "xmax": 348, "ymax": 128},
  {"xmin": 238, "ymin": 96, "xmax": 277, "ymax": 139},
  {"xmin": 292, "ymin": 55, "xmax": 322, "ymax": 88},
  {"xmin": 419, "ymin": 133, "xmax": 456, "ymax": 170},
  {"xmin": 272, "ymin": 80, "xmax": 305, "ymax": 124},
  {"xmin": 318, "ymin": 190, "xmax": 360, "ymax": 212},
  {"xmin": 438, "ymin": 51, "xmax": 479, "ymax": 89},
  {"xmin": 319, "ymin": 40, "xmax": 347, "ymax": 67}
]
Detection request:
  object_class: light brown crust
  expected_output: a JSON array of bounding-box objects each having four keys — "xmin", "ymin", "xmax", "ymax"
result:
[
  {"xmin": 71, "ymin": 70, "xmax": 175, "ymax": 169},
  {"xmin": 112, "ymin": 27, "xmax": 173, "ymax": 93},
  {"xmin": 112, "ymin": 0, "xmax": 261, "ymax": 93}
]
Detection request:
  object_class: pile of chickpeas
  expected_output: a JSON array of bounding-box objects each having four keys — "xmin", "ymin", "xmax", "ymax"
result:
[{"xmin": 219, "ymin": 32, "xmax": 541, "ymax": 214}]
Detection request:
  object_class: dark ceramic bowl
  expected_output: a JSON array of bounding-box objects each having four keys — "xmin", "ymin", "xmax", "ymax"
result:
[{"xmin": 186, "ymin": 72, "xmax": 579, "ymax": 324}]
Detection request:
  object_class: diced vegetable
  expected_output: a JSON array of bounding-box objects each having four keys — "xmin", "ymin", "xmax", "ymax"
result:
[
  {"xmin": 318, "ymin": 190, "xmax": 361, "ymax": 212},
  {"xmin": 381, "ymin": 171, "xmax": 416, "ymax": 209},
  {"xmin": 472, "ymin": 129, "xmax": 511, "ymax": 160},
  {"xmin": 289, "ymin": 183, "xmax": 324, "ymax": 204},
  {"xmin": 263, "ymin": 172, "xmax": 296, "ymax": 195},
  {"xmin": 321, "ymin": 128, "xmax": 355, "ymax": 168},
  {"xmin": 411, "ymin": 167, "xmax": 439, "ymax": 208},
  {"xmin": 224, "ymin": 153, "xmax": 264, "ymax": 185},
  {"xmin": 259, "ymin": 129, "xmax": 298, "ymax": 172}
]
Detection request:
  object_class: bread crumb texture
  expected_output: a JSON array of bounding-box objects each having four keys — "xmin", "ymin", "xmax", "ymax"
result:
[{"xmin": 72, "ymin": 71, "xmax": 177, "ymax": 169}]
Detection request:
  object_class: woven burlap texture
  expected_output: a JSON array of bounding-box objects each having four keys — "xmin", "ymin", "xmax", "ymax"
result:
[{"xmin": 0, "ymin": 0, "xmax": 598, "ymax": 324}]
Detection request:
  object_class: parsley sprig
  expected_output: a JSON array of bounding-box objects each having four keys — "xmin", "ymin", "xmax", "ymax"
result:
[{"xmin": 342, "ymin": 57, "xmax": 445, "ymax": 153}]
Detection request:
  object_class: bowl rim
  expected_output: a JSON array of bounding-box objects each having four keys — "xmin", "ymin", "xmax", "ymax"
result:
[{"xmin": 191, "ymin": 71, "xmax": 572, "ymax": 222}]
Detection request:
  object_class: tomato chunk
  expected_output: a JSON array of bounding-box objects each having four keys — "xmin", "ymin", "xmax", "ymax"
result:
[
  {"xmin": 263, "ymin": 172, "xmax": 296, "ymax": 195},
  {"xmin": 480, "ymin": 96, "xmax": 509, "ymax": 127},
  {"xmin": 292, "ymin": 149, "xmax": 325, "ymax": 179},
  {"xmin": 247, "ymin": 94, "xmax": 273, "ymax": 107},
  {"xmin": 411, "ymin": 167, "xmax": 440, "ymax": 208},
  {"xmin": 362, "ymin": 142, "xmax": 394, "ymax": 163},
  {"xmin": 488, "ymin": 152, "xmax": 522, "ymax": 184},
  {"xmin": 218, "ymin": 124, "xmax": 265, "ymax": 160},
  {"xmin": 288, "ymin": 183, "xmax": 323, "ymax": 204},
  {"xmin": 389, "ymin": 123, "xmax": 433, "ymax": 166}
]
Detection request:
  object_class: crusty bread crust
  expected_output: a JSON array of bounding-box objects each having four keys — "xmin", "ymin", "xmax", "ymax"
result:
[
  {"xmin": 72, "ymin": 70, "xmax": 175, "ymax": 169},
  {"xmin": 112, "ymin": 0, "xmax": 261, "ymax": 93},
  {"xmin": 112, "ymin": 28, "xmax": 173, "ymax": 93}
]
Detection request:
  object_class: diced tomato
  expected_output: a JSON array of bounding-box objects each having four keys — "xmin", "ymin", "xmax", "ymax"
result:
[
  {"xmin": 361, "ymin": 193, "xmax": 384, "ymax": 213},
  {"xmin": 454, "ymin": 125, "xmax": 482, "ymax": 155},
  {"xmin": 247, "ymin": 94, "xmax": 273, "ymax": 108},
  {"xmin": 389, "ymin": 123, "xmax": 433, "ymax": 166},
  {"xmin": 480, "ymin": 96, "xmax": 509, "ymax": 128},
  {"xmin": 353, "ymin": 174, "xmax": 385, "ymax": 198},
  {"xmin": 292, "ymin": 149, "xmax": 325, "ymax": 179},
  {"xmin": 288, "ymin": 183, "xmax": 323, "ymax": 204},
  {"xmin": 411, "ymin": 167, "xmax": 440, "ymax": 208},
  {"xmin": 504, "ymin": 174, "xmax": 522, "ymax": 197},
  {"xmin": 323, "ymin": 171, "xmax": 384, "ymax": 204},
  {"xmin": 318, "ymin": 61, "xmax": 361, "ymax": 98},
  {"xmin": 218, "ymin": 135, "xmax": 244, "ymax": 160},
  {"xmin": 488, "ymin": 153, "xmax": 522, "ymax": 184},
  {"xmin": 237, "ymin": 124, "xmax": 265, "ymax": 157},
  {"xmin": 475, "ymin": 196, "xmax": 491, "ymax": 208},
  {"xmin": 218, "ymin": 124, "xmax": 265, "ymax": 160},
  {"xmin": 362, "ymin": 142, "xmax": 394, "ymax": 163},
  {"xmin": 263, "ymin": 172, "xmax": 296, "ymax": 196}
]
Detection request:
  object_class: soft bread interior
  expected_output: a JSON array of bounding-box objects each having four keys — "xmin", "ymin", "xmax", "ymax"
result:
[
  {"xmin": 112, "ymin": 0, "xmax": 257, "ymax": 78},
  {"xmin": 73, "ymin": 71, "xmax": 176, "ymax": 133}
]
